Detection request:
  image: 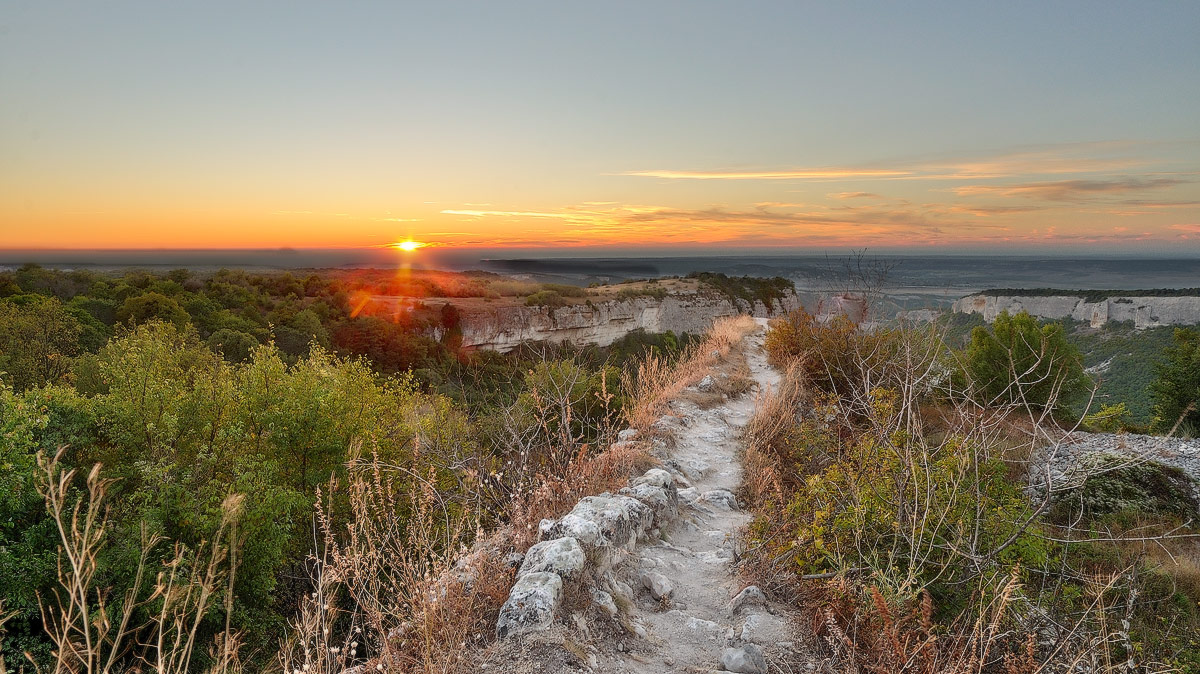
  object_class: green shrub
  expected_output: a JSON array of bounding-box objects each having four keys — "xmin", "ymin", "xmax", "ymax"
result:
[
  {"xmin": 615, "ymin": 286, "xmax": 667, "ymax": 301},
  {"xmin": 962, "ymin": 310, "xmax": 1090, "ymax": 414},
  {"xmin": 524, "ymin": 290, "xmax": 566, "ymax": 307},
  {"xmin": 1150, "ymin": 328, "xmax": 1200, "ymax": 434},
  {"xmin": 1083, "ymin": 402, "xmax": 1133, "ymax": 433}
]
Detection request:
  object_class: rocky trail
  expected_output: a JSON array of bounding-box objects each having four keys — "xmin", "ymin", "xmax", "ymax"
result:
[
  {"xmin": 487, "ymin": 323, "xmax": 816, "ymax": 673},
  {"xmin": 591, "ymin": 325, "xmax": 813, "ymax": 673}
]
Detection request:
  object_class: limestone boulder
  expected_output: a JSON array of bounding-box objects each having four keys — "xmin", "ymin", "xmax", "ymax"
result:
[
  {"xmin": 496, "ymin": 572, "xmax": 563, "ymax": 639},
  {"xmin": 721, "ymin": 644, "xmax": 767, "ymax": 674},
  {"xmin": 517, "ymin": 537, "xmax": 586, "ymax": 582}
]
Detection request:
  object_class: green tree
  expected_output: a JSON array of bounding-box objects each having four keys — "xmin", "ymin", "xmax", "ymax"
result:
[
  {"xmin": 1149, "ymin": 328, "xmax": 1200, "ymax": 434},
  {"xmin": 207, "ymin": 328, "xmax": 260, "ymax": 362},
  {"xmin": 963, "ymin": 310, "xmax": 1089, "ymax": 414},
  {"xmin": 272, "ymin": 308, "xmax": 329, "ymax": 358},
  {"xmin": 115, "ymin": 291, "xmax": 190, "ymax": 328},
  {"xmin": 0, "ymin": 295, "xmax": 82, "ymax": 391}
]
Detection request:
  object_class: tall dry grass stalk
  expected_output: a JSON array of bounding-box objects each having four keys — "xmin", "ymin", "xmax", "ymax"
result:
[
  {"xmin": 287, "ymin": 445, "xmax": 510, "ymax": 674},
  {"xmin": 0, "ymin": 601, "xmax": 11, "ymax": 674},
  {"xmin": 28, "ymin": 448, "xmax": 244, "ymax": 674},
  {"xmin": 623, "ymin": 313, "xmax": 757, "ymax": 432}
]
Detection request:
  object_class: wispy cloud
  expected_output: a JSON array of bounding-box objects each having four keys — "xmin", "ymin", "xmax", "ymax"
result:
[
  {"xmin": 953, "ymin": 176, "xmax": 1188, "ymax": 201},
  {"xmin": 622, "ymin": 142, "xmax": 1184, "ymax": 184},
  {"xmin": 830, "ymin": 192, "xmax": 883, "ymax": 199},
  {"xmin": 623, "ymin": 168, "xmax": 911, "ymax": 180},
  {"xmin": 442, "ymin": 209, "xmax": 583, "ymax": 219}
]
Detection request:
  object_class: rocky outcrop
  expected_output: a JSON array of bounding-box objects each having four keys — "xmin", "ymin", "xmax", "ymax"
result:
[
  {"xmin": 495, "ymin": 447, "xmax": 680, "ymax": 639},
  {"xmin": 1036, "ymin": 431, "xmax": 1200, "ymax": 495},
  {"xmin": 458, "ymin": 290, "xmax": 801, "ymax": 352},
  {"xmin": 954, "ymin": 293, "xmax": 1200, "ymax": 329}
]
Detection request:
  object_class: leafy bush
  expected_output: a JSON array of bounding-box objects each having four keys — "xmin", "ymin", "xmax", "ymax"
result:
[
  {"xmin": 524, "ymin": 290, "xmax": 567, "ymax": 307},
  {"xmin": 0, "ymin": 295, "xmax": 82, "ymax": 391},
  {"xmin": 750, "ymin": 306, "xmax": 1200, "ymax": 668},
  {"xmin": 689, "ymin": 271, "xmax": 793, "ymax": 310},
  {"xmin": 115, "ymin": 291, "xmax": 191, "ymax": 327},
  {"xmin": 747, "ymin": 388, "xmax": 1047, "ymax": 617},
  {"xmin": 1083, "ymin": 402, "xmax": 1133, "ymax": 433},
  {"xmin": 962, "ymin": 310, "xmax": 1090, "ymax": 414},
  {"xmin": 1150, "ymin": 328, "xmax": 1200, "ymax": 434}
]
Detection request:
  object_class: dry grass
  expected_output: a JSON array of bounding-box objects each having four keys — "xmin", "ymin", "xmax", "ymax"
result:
[
  {"xmin": 28, "ymin": 449, "xmax": 245, "ymax": 674},
  {"xmin": 739, "ymin": 361, "xmax": 806, "ymax": 515},
  {"xmin": 506, "ymin": 440, "xmax": 653, "ymax": 549},
  {"xmin": 623, "ymin": 314, "xmax": 757, "ymax": 431}
]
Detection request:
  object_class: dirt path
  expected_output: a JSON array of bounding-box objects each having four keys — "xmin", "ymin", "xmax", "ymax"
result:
[{"xmin": 592, "ymin": 323, "xmax": 809, "ymax": 674}]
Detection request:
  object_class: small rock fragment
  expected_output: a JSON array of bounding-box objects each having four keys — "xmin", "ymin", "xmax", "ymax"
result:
[
  {"xmin": 739, "ymin": 612, "xmax": 789, "ymax": 645},
  {"xmin": 721, "ymin": 644, "xmax": 767, "ymax": 674},
  {"xmin": 617, "ymin": 428, "xmax": 639, "ymax": 442},
  {"xmin": 682, "ymin": 459, "xmax": 711, "ymax": 481},
  {"xmin": 592, "ymin": 590, "xmax": 618, "ymax": 618},
  {"xmin": 698, "ymin": 375, "xmax": 716, "ymax": 392},
  {"xmin": 700, "ymin": 489, "xmax": 739, "ymax": 510},
  {"xmin": 640, "ymin": 571, "xmax": 674, "ymax": 600},
  {"xmin": 728, "ymin": 585, "xmax": 767, "ymax": 615},
  {"xmin": 686, "ymin": 616, "xmax": 721, "ymax": 637}
]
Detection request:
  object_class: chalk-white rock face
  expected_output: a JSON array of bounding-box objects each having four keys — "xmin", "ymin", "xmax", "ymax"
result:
[
  {"xmin": 954, "ymin": 294, "xmax": 1200, "ymax": 329},
  {"xmin": 496, "ymin": 572, "xmax": 564, "ymax": 639},
  {"xmin": 544, "ymin": 494, "xmax": 653, "ymax": 552},
  {"xmin": 457, "ymin": 290, "xmax": 802, "ymax": 352},
  {"xmin": 517, "ymin": 537, "xmax": 586, "ymax": 581}
]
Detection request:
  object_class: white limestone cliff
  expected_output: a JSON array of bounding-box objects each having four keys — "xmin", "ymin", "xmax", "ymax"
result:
[
  {"xmin": 455, "ymin": 290, "xmax": 801, "ymax": 352},
  {"xmin": 953, "ymin": 293, "xmax": 1200, "ymax": 329}
]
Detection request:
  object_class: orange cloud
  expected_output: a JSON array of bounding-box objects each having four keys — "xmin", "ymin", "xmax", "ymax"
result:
[
  {"xmin": 954, "ymin": 176, "xmax": 1189, "ymax": 200},
  {"xmin": 623, "ymin": 168, "xmax": 911, "ymax": 180}
]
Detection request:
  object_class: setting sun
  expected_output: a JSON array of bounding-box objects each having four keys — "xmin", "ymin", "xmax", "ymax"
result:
[{"xmin": 394, "ymin": 240, "xmax": 424, "ymax": 252}]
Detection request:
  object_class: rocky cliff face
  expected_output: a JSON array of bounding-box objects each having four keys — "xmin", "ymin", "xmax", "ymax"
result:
[
  {"xmin": 953, "ymin": 293, "xmax": 1200, "ymax": 329},
  {"xmin": 456, "ymin": 290, "xmax": 801, "ymax": 352}
]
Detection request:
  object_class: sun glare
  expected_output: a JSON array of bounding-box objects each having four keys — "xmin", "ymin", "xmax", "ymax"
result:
[{"xmin": 394, "ymin": 240, "xmax": 424, "ymax": 252}]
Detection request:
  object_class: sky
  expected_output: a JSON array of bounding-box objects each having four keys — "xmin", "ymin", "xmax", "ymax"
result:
[{"xmin": 2, "ymin": 1, "xmax": 1199, "ymax": 255}]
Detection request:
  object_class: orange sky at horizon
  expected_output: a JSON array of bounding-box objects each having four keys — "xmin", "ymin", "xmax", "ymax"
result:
[{"xmin": 5, "ymin": 143, "xmax": 1199, "ymax": 254}]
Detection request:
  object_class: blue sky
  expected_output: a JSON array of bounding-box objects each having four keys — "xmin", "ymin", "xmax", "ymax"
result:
[{"xmin": 2, "ymin": 1, "xmax": 1198, "ymax": 252}]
